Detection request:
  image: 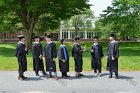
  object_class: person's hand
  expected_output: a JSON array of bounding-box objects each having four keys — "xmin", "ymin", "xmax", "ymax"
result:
[
  {"xmin": 25, "ymin": 47, "xmax": 28, "ymax": 51},
  {"xmin": 62, "ymin": 60, "xmax": 66, "ymax": 63},
  {"xmin": 106, "ymin": 56, "xmax": 108, "ymax": 59},
  {"xmin": 43, "ymin": 57, "xmax": 45, "ymax": 61},
  {"xmin": 53, "ymin": 58, "xmax": 56, "ymax": 61},
  {"xmin": 112, "ymin": 57, "xmax": 115, "ymax": 60},
  {"xmin": 39, "ymin": 55, "xmax": 42, "ymax": 60},
  {"xmin": 83, "ymin": 48, "xmax": 86, "ymax": 51}
]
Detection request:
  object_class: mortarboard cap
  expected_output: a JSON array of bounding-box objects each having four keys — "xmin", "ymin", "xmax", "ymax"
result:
[
  {"xmin": 33, "ymin": 35, "xmax": 40, "ymax": 39},
  {"xmin": 94, "ymin": 36, "xmax": 99, "ymax": 39},
  {"xmin": 110, "ymin": 33, "xmax": 115, "ymax": 38},
  {"xmin": 60, "ymin": 39, "xmax": 65, "ymax": 43},
  {"xmin": 17, "ymin": 35, "xmax": 24, "ymax": 39},
  {"xmin": 46, "ymin": 35, "xmax": 51, "ymax": 38},
  {"xmin": 74, "ymin": 37, "xmax": 80, "ymax": 40}
]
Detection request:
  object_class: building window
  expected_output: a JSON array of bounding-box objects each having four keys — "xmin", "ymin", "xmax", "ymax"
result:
[
  {"xmin": 6, "ymin": 35, "xmax": 9, "ymax": 39},
  {"xmin": 70, "ymin": 32, "xmax": 75, "ymax": 39},
  {"xmin": 62, "ymin": 31, "xmax": 68, "ymax": 39},
  {"xmin": 79, "ymin": 32, "xmax": 85, "ymax": 38},
  {"xmin": 95, "ymin": 32, "xmax": 102, "ymax": 37},
  {"xmin": 87, "ymin": 32, "xmax": 93, "ymax": 38}
]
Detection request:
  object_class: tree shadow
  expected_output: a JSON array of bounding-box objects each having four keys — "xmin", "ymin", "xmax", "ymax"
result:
[
  {"xmin": 40, "ymin": 74, "xmax": 48, "ymax": 78},
  {"xmin": 101, "ymin": 72, "xmax": 134, "ymax": 80},
  {"xmin": 101, "ymin": 73, "xmax": 109, "ymax": 77},
  {"xmin": 67, "ymin": 75, "xmax": 95, "ymax": 80},
  {"xmin": 0, "ymin": 47, "xmax": 33, "ymax": 57},
  {"xmin": 118, "ymin": 75, "xmax": 133, "ymax": 80},
  {"xmin": 119, "ymin": 48, "xmax": 140, "ymax": 56},
  {"xmin": 24, "ymin": 77, "xmax": 44, "ymax": 81},
  {"xmin": 0, "ymin": 47, "xmax": 16, "ymax": 57}
]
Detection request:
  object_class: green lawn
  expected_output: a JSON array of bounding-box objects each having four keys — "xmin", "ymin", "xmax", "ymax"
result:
[{"xmin": 0, "ymin": 42, "xmax": 140, "ymax": 71}]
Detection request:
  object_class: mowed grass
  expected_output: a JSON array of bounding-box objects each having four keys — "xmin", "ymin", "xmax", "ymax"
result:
[{"xmin": 0, "ymin": 42, "xmax": 140, "ymax": 71}]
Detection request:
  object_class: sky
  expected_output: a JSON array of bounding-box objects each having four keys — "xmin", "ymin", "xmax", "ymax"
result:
[{"xmin": 89, "ymin": 0, "xmax": 112, "ymax": 17}]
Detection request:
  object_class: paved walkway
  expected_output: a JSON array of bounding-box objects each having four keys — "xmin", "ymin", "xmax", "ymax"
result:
[{"xmin": 0, "ymin": 71, "xmax": 139, "ymax": 93}]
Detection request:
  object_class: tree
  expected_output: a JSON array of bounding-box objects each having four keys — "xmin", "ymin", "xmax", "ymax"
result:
[
  {"xmin": 100, "ymin": 0, "xmax": 140, "ymax": 40},
  {"xmin": 93, "ymin": 18, "xmax": 114, "ymax": 39},
  {"xmin": 62, "ymin": 9, "xmax": 94, "ymax": 37},
  {"xmin": 0, "ymin": 0, "xmax": 90, "ymax": 48},
  {"xmin": 0, "ymin": 12, "xmax": 22, "ymax": 41}
]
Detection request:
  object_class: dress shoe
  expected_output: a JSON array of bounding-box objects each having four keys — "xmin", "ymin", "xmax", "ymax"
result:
[
  {"xmin": 18, "ymin": 77, "xmax": 24, "ymax": 80},
  {"xmin": 109, "ymin": 76, "xmax": 112, "ymax": 78},
  {"xmin": 54, "ymin": 77, "xmax": 58, "ymax": 80},
  {"xmin": 116, "ymin": 76, "xmax": 118, "ymax": 79},
  {"xmin": 22, "ymin": 75, "xmax": 28, "ymax": 79}
]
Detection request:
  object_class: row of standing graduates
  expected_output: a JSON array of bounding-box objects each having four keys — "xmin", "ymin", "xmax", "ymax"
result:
[{"xmin": 15, "ymin": 34, "xmax": 119, "ymax": 80}]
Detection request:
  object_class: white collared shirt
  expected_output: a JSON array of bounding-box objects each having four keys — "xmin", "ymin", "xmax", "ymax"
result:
[
  {"xmin": 18, "ymin": 41, "xmax": 25, "ymax": 44},
  {"xmin": 94, "ymin": 43, "xmax": 98, "ymax": 46},
  {"xmin": 110, "ymin": 40, "xmax": 116, "ymax": 43},
  {"xmin": 34, "ymin": 42, "xmax": 39, "ymax": 44},
  {"xmin": 47, "ymin": 41, "xmax": 53, "ymax": 44},
  {"xmin": 60, "ymin": 45, "xmax": 65, "ymax": 47},
  {"xmin": 73, "ymin": 42, "xmax": 80, "ymax": 45}
]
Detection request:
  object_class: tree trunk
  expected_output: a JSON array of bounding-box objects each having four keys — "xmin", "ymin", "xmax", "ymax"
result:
[
  {"xmin": 23, "ymin": 18, "xmax": 36, "ymax": 50},
  {"xmin": 75, "ymin": 27, "xmax": 79, "ymax": 37},
  {"xmin": 25, "ymin": 28, "xmax": 33, "ymax": 49},
  {"xmin": 3, "ymin": 31, "xmax": 6, "ymax": 42},
  {"xmin": 16, "ymin": 0, "xmax": 39, "ymax": 49}
]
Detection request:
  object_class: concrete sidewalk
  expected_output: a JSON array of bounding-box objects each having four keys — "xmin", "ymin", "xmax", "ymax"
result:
[{"xmin": 0, "ymin": 71, "xmax": 139, "ymax": 93}]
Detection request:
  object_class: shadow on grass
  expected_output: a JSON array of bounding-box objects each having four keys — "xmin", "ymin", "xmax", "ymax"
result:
[
  {"xmin": 0, "ymin": 47, "xmax": 32, "ymax": 57},
  {"xmin": 1, "ymin": 44, "xmax": 140, "ymax": 57},
  {"xmin": 0, "ymin": 47, "xmax": 16, "ymax": 57},
  {"xmin": 83, "ymin": 48, "xmax": 140, "ymax": 57},
  {"xmin": 120, "ymin": 48, "xmax": 140, "ymax": 56}
]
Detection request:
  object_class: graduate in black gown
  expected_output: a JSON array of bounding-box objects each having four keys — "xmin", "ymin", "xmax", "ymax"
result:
[
  {"xmin": 107, "ymin": 34, "xmax": 119, "ymax": 79},
  {"xmin": 32, "ymin": 36, "xmax": 46, "ymax": 77},
  {"xmin": 58, "ymin": 39, "xmax": 70, "ymax": 79},
  {"xmin": 15, "ymin": 35, "xmax": 28, "ymax": 80},
  {"xmin": 90, "ymin": 37, "xmax": 104, "ymax": 77},
  {"xmin": 44, "ymin": 35, "xmax": 58, "ymax": 80},
  {"xmin": 72, "ymin": 37, "xmax": 86, "ymax": 77}
]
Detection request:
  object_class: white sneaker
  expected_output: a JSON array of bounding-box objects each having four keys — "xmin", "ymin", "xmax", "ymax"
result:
[
  {"xmin": 36, "ymin": 75, "xmax": 40, "ymax": 78},
  {"xmin": 93, "ymin": 73, "xmax": 98, "ymax": 76},
  {"xmin": 99, "ymin": 73, "xmax": 102, "ymax": 77}
]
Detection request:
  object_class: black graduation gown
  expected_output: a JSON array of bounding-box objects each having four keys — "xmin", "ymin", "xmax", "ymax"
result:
[
  {"xmin": 72, "ymin": 43, "xmax": 83, "ymax": 72},
  {"xmin": 107, "ymin": 42, "xmax": 119, "ymax": 72},
  {"xmin": 91, "ymin": 44, "xmax": 104, "ymax": 70},
  {"xmin": 58, "ymin": 45, "xmax": 69, "ymax": 73},
  {"xmin": 15, "ymin": 42, "xmax": 28, "ymax": 72},
  {"xmin": 32, "ymin": 43, "xmax": 45, "ymax": 71},
  {"xmin": 38, "ymin": 43, "xmax": 45, "ymax": 71},
  {"xmin": 44, "ymin": 42, "xmax": 57, "ymax": 72}
]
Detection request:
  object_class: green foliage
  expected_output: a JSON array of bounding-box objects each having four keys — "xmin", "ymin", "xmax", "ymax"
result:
[
  {"xmin": 0, "ymin": 0, "xmax": 90, "ymax": 31},
  {"xmin": 93, "ymin": 19, "xmax": 113, "ymax": 39},
  {"xmin": 100, "ymin": 0, "xmax": 140, "ymax": 39},
  {"xmin": 0, "ymin": 12, "xmax": 21, "ymax": 33},
  {"xmin": 62, "ymin": 9, "xmax": 94, "ymax": 37},
  {"xmin": 0, "ymin": 0, "xmax": 90, "ymax": 47}
]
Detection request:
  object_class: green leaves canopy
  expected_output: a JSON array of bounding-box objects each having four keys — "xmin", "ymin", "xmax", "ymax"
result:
[
  {"xmin": 100, "ymin": 0, "xmax": 140, "ymax": 39},
  {"xmin": 0, "ymin": 0, "xmax": 90, "ymax": 47}
]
